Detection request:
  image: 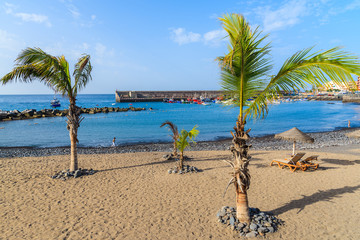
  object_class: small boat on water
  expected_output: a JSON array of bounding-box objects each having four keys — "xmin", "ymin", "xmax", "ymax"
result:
[{"xmin": 51, "ymin": 97, "xmax": 61, "ymax": 107}]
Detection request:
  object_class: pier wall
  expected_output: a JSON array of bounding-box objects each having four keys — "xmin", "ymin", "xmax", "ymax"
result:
[
  {"xmin": 342, "ymin": 94, "xmax": 360, "ymax": 103},
  {"xmin": 115, "ymin": 90, "xmax": 222, "ymax": 102},
  {"xmin": 287, "ymin": 95, "xmax": 343, "ymax": 101}
]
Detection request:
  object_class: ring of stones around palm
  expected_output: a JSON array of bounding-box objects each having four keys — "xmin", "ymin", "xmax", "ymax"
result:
[
  {"xmin": 216, "ymin": 206, "xmax": 283, "ymax": 238},
  {"xmin": 167, "ymin": 165, "xmax": 200, "ymax": 174},
  {"xmin": 51, "ymin": 168, "xmax": 97, "ymax": 180}
]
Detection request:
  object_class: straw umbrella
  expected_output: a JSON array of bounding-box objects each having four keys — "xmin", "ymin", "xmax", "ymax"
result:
[
  {"xmin": 274, "ymin": 127, "xmax": 314, "ymax": 156},
  {"xmin": 346, "ymin": 129, "xmax": 360, "ymax": 139}
]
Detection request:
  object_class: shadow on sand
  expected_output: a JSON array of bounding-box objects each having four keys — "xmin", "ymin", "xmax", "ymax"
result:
[
  {"xmin": 98, "ymin": 158, "xmax": 173, "ymax": 173},
  {"xmin": 321, "ymin": 158, "xmax": 360, "ymax": 166},
  {"xmin": 272, "ymin": 184, "xmax": 360, "ymax": 215}
]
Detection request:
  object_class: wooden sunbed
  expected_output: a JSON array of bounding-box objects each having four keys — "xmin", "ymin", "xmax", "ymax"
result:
[{"xmin": 270, "ymin": 153, "xmax": 306, "ymax": 172}]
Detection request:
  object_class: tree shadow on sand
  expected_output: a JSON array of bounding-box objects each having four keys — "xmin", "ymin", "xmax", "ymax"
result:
[
  {"xmin": 272, "ymin": 184, "xmax": 360, "ymax": 215},
  {"xmin": 98, "ymin": 159, "xmax": 174, "ymax": 173},
  {"xmin": 98, "ymin": 155, "xmax": 221, "ymax": 173},
  {"xmin": 321, "ymin": 158, "xmax": 360, "ymax": 166}
]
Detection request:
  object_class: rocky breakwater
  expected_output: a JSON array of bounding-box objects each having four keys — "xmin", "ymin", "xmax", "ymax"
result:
[{"xmin": 0, "ymin": 107, "xmax": 146, "ymax": 122}]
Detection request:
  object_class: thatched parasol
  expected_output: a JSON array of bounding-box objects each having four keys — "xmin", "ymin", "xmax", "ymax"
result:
[
  {"xmin": 274, "ymin": 127, "xmax": 314, "ymax": 156},
  {"xmin": 346, "ymin": 129, "xmax": 360, "ymax": 139}
]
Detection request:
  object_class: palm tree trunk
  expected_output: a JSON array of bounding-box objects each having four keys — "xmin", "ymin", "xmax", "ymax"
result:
[
  {"xmin": 235, "ymin": 180, "xmax": 250, "ymax": 223},
  {"xmin": 179, "ymin": 151, "xmax": 184, "ymax": 169},
  {"xmin": 67, "ymin": 98, "xmax": 83, "ymax": 172},
  {"xmin": 231, "ymin": 119, "xmax": 251, "ymax": 223},
  {"xmin": 69, "ymin": 126, "xmax": 78, "ymax": 171},
  {"xmin": 172, "ymin": 141, "xmax": 177, "ymax": 157}
]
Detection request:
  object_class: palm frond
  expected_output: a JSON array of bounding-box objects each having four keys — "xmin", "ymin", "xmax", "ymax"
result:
[
  {"xmin": 160, "ymin": 120, "xmax": 179, "ymax": 140},
  {"xmin": 0, "ymin": 47, "xmax": 73, "ymax": 96},
  {"xmin": 217, "ymin": 14, "xmax": 272, "ymax": 120},
  {"xmin": 176, "ymin": 129, "xmax": 190, "ymax": 152},
  {"xmin": 188, "ymin": 125, "xmax": 199, "ymax": 144},
  {"xmin": 73, "ymin": 54, "xmax": 92, "ymax": 97},
  {"xmin": 176, "ymin": 126, "xmax": 199, "ymax": 152},
  {"xmin": 245, "ymin": 46, "xmax": 360, "ymax": 120}
]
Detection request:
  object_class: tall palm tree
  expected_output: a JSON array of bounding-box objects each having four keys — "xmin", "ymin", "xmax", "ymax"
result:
[
  {"xmin": 218, "ymin": 14, "xmax": 360, "ymax": 223},
  {"xmin": 1, "ymin": 47, "xmax": 92, "ymax": 172}
]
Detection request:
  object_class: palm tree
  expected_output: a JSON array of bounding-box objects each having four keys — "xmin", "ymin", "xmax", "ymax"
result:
[
  {"xmin": 1, "ymin": 47, "xmax": 92, "ymax": 172},
  {"xmin": 160, "ymin": 121, "xmax": 179, "ymax": 158},
  {"xmin": 176, "ymin": 125, "xmax": 199, "ymax": 169},
  {"xmin": 218, "ymin": 14, "xmax": 360, "ymax": 223}
]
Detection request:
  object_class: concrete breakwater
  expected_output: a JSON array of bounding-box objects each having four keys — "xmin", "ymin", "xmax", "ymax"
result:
[
  {"xmin": 287, "ymin": 95, "xmax": 342, "ymax": 101},
  {"xmin": 0, "ymin": 107, "xmax": 146, "ymax": 122},
  {"xmin": 115, "ymin": 90, "xmax": 222, "ymax": 102},
  {"xmin": 343, "ymin": 94, "xmax": 360, "ymax": 103}
]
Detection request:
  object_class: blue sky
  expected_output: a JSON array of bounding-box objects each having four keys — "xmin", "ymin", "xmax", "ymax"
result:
[{"xmin": 1, "ymin": 0, "xmax": 360, "ymax": 94}]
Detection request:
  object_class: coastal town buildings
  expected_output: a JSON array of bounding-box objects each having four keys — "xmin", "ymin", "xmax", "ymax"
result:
[{"xmin": 320, "ymin": 79, "xmax": 359, "ymax": 91}]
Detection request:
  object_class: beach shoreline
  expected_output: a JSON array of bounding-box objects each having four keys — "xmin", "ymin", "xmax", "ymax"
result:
[{"xmin": 1, "ymin": 127, "xmax": 359, "ymax": 158}]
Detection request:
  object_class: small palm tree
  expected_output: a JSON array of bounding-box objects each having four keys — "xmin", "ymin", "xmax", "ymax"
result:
[
  {"xmin": 218, "ymin": 14, "xmax": 360, "ymax": 223},
  {"xmin": 1, "ymin": 47, "xmax": 92, "ymax": 172},
  {"xmin": 160, "ymin": 121, "xmax": 179, "ymax": 158},
  {"xmin": 176, "ymin": 125, "xmax": 199, "ymax": 169}
]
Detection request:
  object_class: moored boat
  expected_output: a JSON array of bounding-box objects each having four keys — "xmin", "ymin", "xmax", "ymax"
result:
[{"xmin": 51, "ymin": 97, "xmax": 61, "ymax": 107}]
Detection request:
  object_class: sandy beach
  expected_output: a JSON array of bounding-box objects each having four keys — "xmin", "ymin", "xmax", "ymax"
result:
[{"xmin": 1, "ymin": 141, "xmax": 360, "ymax": 239}]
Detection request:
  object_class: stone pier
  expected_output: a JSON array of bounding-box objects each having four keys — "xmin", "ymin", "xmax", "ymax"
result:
[
  {"xmin": 342, "ymin": 94, "xmax": 360, "ymax": 103},
  {"xmin": 115, "ymin": 90, "xmax": 222, "ymax": 102}
]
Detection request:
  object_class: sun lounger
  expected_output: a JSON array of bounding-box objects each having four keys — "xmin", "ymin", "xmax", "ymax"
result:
[
  {"xmin": 298, "ymin": 155, "xmax": 319, "ymax": 170},
  {"xmin": 270, "ymin": 153, "xmax": 306, "ymax": 172}
]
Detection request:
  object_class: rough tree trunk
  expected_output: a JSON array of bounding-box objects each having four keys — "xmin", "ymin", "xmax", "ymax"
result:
[
  {"xmin": 67, "ymin": 98, "xmax": 83, "ymax": 172},
  {"xmin": 179, "ymin": 151, "xmax": 184, "ymax": 169},
  {"xmin": 230, "ymin": 119, "xmax": 251, "ymax": 223},
  {"xmin": 69, "ymin": 124, "xmax": 78, "ymax": 172},
  {"xmin": 172, "ymin": 141, "xmax": 178, "ymax": 157}
]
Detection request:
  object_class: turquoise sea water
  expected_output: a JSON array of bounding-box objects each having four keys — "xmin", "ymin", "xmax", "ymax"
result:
[{"xmin": 0, "ymin": 94, "xmax": 359, "ymax": 148}]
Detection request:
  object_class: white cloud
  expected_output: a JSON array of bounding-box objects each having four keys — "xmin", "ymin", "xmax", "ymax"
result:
[
  {"xmin": 0, "ymin": 29, "xmax": 20, "ymax": 50},
  {"xmin": 4, "ymin": 2, "xmax": 51, "ymax": 27},
  {"xmin": 95, "ymin": 43, "xmax": 107, "ymax": 57},
  {"xmin": 170, "ymin": 28, "xmax": 227, "ymax": 46},
  {"xmin": 93, "ymin": 43, "xmax": 115, "ymax": 64},
  {"xmin": 91, "ymin": 15, "xmax": 96, "ymax": 20},
  {"xmin": 67, "ymin": 4, "xmax": 80, "ymax": 18},
  {"xmin": 203, "ymin": 29, "xmax": 226, "ymax": 45},
  {"xmin": 345, "ymin": 0, "xmax": 360, "ymax": 11},
  {"xmin": 256, "ymin": 0, "xmax": 307, "ymax": 32},
  {"xmin": 14, "ymin": 13, "xmax": 51, "ymax": 27},
  {"xmin": 4, "ymin": 2, "xmax": 15, "ymax": 14},
  {"xmin": 82, "ymin": 42, "xmax": 90, "ymax": 51},
  {"xmin": 170, "ymin": 28, "xmax": 201, "ymax": 45}
]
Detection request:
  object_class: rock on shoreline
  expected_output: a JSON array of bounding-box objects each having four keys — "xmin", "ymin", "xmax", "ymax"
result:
[
  {"xmin": 0, "ymin": 128, "xmax": 359, "ymax": 159},
  {"xmin": 0, "ymin": 106, "xmax": 146, "ymax": 121}
]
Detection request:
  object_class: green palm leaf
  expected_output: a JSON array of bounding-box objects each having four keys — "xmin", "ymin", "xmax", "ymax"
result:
[
  {"xmin": 217, "ymin": 14, "xmax": 272, "ymax": 121},
  {"xmin": 217, "ymin": 14, "xmax": 360, "ymax": 122},
  {"xmin": 245, "ymin": 46, "xmax": 360, "ymax": 120},
  {"xmin": 73, "ymin": 54, "xmax": 92, "ymax": 96}
]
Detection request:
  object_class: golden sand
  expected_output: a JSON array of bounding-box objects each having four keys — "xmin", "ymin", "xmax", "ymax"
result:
[{"xmin": 1, "ymin": 145, "xmax": 360, "ymax": 239}]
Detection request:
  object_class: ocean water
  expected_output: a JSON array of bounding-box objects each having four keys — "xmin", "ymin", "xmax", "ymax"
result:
[{"xmin": 0, "ymin": 94, "xmax": 359, "ymax": 148}]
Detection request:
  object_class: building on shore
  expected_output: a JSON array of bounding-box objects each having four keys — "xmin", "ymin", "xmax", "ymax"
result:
[
  {"xmin": 115, "ymin": 90, "xmax": 223, "ymax": 102},
  {"xmin": 319, "ymin": 78, "xmax": 360, "ymax": 92}
]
